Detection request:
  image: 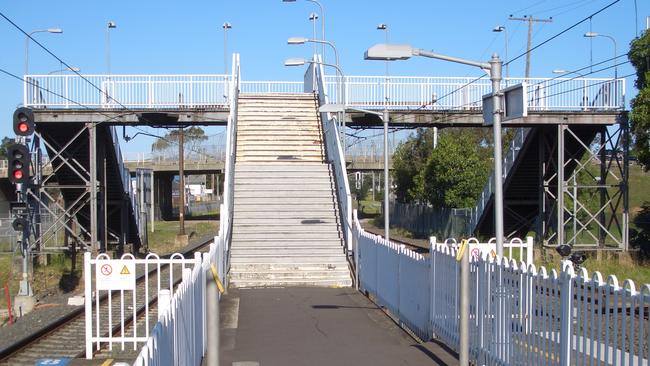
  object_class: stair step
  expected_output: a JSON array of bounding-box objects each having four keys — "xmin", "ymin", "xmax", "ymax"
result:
[
  {"xmin": 231, "ymin": 247, "xmax": 344, "ymax": 256},
  {"xmin": 229, "ymin": 269, "xmax": 349, "ymax": 281},
  {"xmin": 229, "ymin": 277, "xmax": 352, "ymax": 288},
  {"xmin": 229, "ymin": 255, "xmax": 348, "ymax": 264},
  {"xmin": 230, "ymin": 242, "xmax": 342, "ymax": 248},
  {"xmin": 237, "ymin": 157, "xmax": 324, "ymax": 163},
  {"xmin": 233, "ymin": 204, "xmax": 338, "ymax": 211},
  {"xmin": 235, "ymin": 163, "xmax": 330, "ymax": 171},
  {"xmin": 234, "ymin": 191, "xmax": 334, "ymax": 199}
]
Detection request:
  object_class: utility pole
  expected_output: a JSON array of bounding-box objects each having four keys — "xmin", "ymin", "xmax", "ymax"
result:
[
  {"xmin": 178, "ymin": 127, "xmax": 185, "ymax": 236},
  {"xmin": 508, "ymin": 15, "xmax": 552, "ymax": 78}
]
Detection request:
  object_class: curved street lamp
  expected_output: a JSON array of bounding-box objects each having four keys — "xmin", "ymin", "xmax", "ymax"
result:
[
  {"xmin": 283, "ymin": 0, "xmax": 326, "ymax": 61},
  {"xmin": 584, "ymin": 32, "xmax": 619, "ymax": 108},
  {"xmin": 25, "ymin": 28, "xmax": 63, "ymax": 76}
]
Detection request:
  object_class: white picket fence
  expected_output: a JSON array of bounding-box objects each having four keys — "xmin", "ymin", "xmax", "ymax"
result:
[
  {"xmin": 132, "ymin": 240, "xmax": 225, "ymax": 365},
  {"xmin": 353, "ymin": 210, "xmax": 650, "ymax": 366}
]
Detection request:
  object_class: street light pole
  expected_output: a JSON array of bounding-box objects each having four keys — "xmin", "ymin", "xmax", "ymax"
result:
[
  {"xmin": 383, "ymin": 109, "xmax": 390, "ymax": 243},
  {"xmin": 25, "ymin": 28, "xmax": 63, "ymax": 105},
  {"xmin": 284, "ymin": 58, "xmax": 347, "ymax": 151},
  {"xmin": 493, "ymin": 26, "xmax": 509, "ymax": 79},
  {"xmin": 283, "ymin": 0, "xmax": 325, "ymax": 61},
  {"xmin": 377, "ymin": 24, "xmax": 389, "ymax": 81},
  {"xmin": 365, "ymin": 44, "xmax": 505, "ymax": 256},
  {"xmin": 25, "ymin": 28, "xmax": 63, "ymax": 76},
  {"xmin": 584, "ymin": 32, "xmax": 618, "ymax": 108},
  {"xmin": 106, "ymin": 21, "xmax": 117, "ymax": 75},
  {"xmin": 222, "ymin": 22, "xmax": 232, "ymax": 74},
  {"xmin": 287, "ymin": 36, "xmax": 343, "ymax": 122},
  {"xmin": 309, "ymin": 13, "xmax": 319, "ymax": 56}
]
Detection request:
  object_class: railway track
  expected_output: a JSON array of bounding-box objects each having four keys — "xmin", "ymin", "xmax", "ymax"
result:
[{"xmin": 0, "ymin": 238, "xmax": 215, "ymax": 365}]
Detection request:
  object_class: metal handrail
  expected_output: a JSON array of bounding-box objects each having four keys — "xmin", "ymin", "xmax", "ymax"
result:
[
  {"xmin": 217, "ymin": 53, "xmax": 241, "ymax": 285},
  {"xmin": 24, "ymin": 74, "xmax": 624, "ymax": 111},
  {"xmin": 313, "ymin": 56, "xmax": 353, "ymax": 251}
]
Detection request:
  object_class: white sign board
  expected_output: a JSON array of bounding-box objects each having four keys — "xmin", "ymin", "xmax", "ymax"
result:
[
  {"xmin": 482, "ymin": 82, "xmax": 528, "ymax": 125},
  {"xmin": 468, "ymin": 244, "xmax": 497, "ymax": 261},
  {"xmin": 96, "ymin": 260, "xmax": 136, "ymax": 291}
]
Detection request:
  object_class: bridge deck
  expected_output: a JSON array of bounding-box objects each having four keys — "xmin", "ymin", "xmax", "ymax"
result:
[
  {"xmin": 219, "ymin": 287, "xmax": 458, "ymax": 365},
  {"xmin": 32, "ymin": 108, "xmax": 621, "ymax": 127}
]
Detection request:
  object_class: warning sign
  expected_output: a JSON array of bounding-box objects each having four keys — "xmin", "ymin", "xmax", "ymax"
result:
[{"xmin": 96, "ymin": 260, "xmax": 136, "ymax": 290}]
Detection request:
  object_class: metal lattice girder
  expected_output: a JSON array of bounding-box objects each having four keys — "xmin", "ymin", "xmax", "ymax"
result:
[{"xmin": 540, "ymin": 114, "xmax": 629, "ymax": 249}]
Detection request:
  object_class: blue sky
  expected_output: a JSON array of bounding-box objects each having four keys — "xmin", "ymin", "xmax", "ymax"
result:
[{"xmin": 0, "ymin": 0, "xmax": 647, "ymax": 155}]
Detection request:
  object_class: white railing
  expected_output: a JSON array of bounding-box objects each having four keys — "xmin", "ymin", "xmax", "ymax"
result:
[
  {"xmin": 83, "ymin": 251, "xmax": 201, "ymax": 359},
  {"xmin": 431, "ymin": 236, "xmax": 534, "ymax": 265},
  {"xmin": 313, "ymin": 56, "xmax": 353, "ymax": 251},
  {"xmin": 24, "ymin": 74, "xmax": 624, "ymax": 112},
  {"xmin": 470, "ymin": 127, "xmax": 530, "ymax": 231},
  {"xmin": 217, "ymin": 52, "xmax": 240, "ymax": 287},
  {"xmin": 353, "ymin": 210, "xmax": 650, "ymax": 366},
  {"xmin": 324, "ymin": 76, "xmax": 625, "ymax": 111},
  {"xmin": 25, "ymin": 74, "xmax": 231, "ymax": 108}
]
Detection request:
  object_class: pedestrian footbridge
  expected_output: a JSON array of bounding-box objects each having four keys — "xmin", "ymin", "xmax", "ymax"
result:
[{"xmin": 21, "ymin": 54, "xmax": 637, "ymax": 365}]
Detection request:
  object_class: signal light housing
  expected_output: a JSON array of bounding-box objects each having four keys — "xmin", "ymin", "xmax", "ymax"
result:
[
  {"xmin": 13, "ymin": 107, "xmax": 35, "ymax": 136},
  {"xmin": 12, "ymin": 218, "xmax": 28, "ymax": 232},
  {"xmin": 7, "ymin": 144, "xmax": 31, "ymax": 184}
]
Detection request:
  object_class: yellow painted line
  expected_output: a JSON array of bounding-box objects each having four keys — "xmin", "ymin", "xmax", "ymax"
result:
[{"xmin": 100, "ymin": 359, "xmax": 113, "ymax": 366}]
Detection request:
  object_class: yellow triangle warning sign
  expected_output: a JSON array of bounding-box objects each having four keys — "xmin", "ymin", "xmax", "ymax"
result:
[{"xmin": 120, "ymin": 265, "xmax": 130, "ymax": 275}]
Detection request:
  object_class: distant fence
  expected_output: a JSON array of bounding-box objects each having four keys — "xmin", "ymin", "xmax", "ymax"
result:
[
  {"xmin": 353, "ymin": 210, "xmax": 650, "ymax": 366},
  {"xmin": 389, "ymin": 202, "xmax": 471, "ymax": 239}
]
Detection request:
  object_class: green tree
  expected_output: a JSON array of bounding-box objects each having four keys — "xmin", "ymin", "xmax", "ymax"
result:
[
  {"xmin": 629, "ymin": 29, "xmax": 650, "ymax": 170},
  {"xmin": 0, "ymin": 137, "xmax": 15, "ymax": 159},
  {"xmin": 392, "ymin": 128, "xmax": 435, "ymax": 203},
  {"xmin": 415, "ymin": 130, "xmax": 490, "ymax": 207}
]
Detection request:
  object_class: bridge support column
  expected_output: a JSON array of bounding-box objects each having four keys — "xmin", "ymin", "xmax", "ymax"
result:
[
  {"xmin": 154, "ymin": 173, "xmax": 174, "ymax": 221},
  {"xmin": 88, "ymin": 122, "xmax": 98, "ymax": 255}
]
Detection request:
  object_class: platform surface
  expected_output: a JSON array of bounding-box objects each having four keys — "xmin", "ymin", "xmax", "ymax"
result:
[{"xmin": 218, "ymin": 286, "xmax": 459, "ymax": 366}]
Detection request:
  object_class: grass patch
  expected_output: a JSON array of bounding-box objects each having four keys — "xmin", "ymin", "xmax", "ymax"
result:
[
  {"xmin": 535, "ymin": 250, "xmax": 650, "ymax": 287},
  {"xmin": 147, "ymin": 220, "xmax": 218, "ymax": 255},
  {"xmin": 358, "ymin": 200, "xmax": 381, "ymax": 217}
]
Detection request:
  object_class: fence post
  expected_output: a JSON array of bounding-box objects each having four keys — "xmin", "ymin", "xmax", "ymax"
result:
[
  {"xmin": 206, "ymin": 265, "xmax": 219, "ymax": 366},
  {"xmin": 559, "ymin": 264, "xmax": 575, "ymax": 366},
  {"xmin": 526, "ymin": 236, "xmax": 533, "ymax": 264},
  {"xmin": 459, "ymin": 242, "xmax": 470, "ymax": 366},
  {"xmin": 429, "ymin": 238, "xmax": 436, "ymax": 337},
  {"xmin": 84, "ymin": 252, "xmax": 93, "ymax": 359}
]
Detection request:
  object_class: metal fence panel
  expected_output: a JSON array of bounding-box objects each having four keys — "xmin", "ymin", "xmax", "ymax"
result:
[{"xmin": 354, "ymin": 210, "xmax": 649, "ymax": 366}]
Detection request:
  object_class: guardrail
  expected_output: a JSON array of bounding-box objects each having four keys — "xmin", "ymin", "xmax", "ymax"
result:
[
  {"xmin": 84, "ymin": 252, "xmax": 201, "ymax": 359},
  {"xmin": 324, "ymin": 75, "xmax": 625, "ymax": 111},
  {"xmin": 313, "ymin": 56, "xmax": 353, "ymax": 251},
  {"xmin": 24, "ymin": 74, "xmax": 624, "ymax": 111},
  {"xmin": 218, "ymin": 53, "xmax": 240, "ymax": 288},
  {"xmin": 352, "ymin": 210, "xmax": 650, "ymax": 366}
]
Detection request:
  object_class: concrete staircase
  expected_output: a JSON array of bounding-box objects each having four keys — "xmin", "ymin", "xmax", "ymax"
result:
[{"xmin": 229, "ymin": 93, "xmax": 352, "ymax": 288}]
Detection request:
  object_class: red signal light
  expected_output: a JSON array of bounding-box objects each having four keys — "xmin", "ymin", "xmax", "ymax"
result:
[
  {"xmin": 13, "ymin": 108, "xmax": 34, "ymax": 136},
  {"xmin": 13, "ymin": 170, "xmax": 23, "ymax": 180}
]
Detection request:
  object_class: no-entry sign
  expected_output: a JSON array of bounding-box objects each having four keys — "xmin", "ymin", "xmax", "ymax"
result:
[{"xmin": 96, "ymin": 260, "xmax": 136, "ymax": 290}]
